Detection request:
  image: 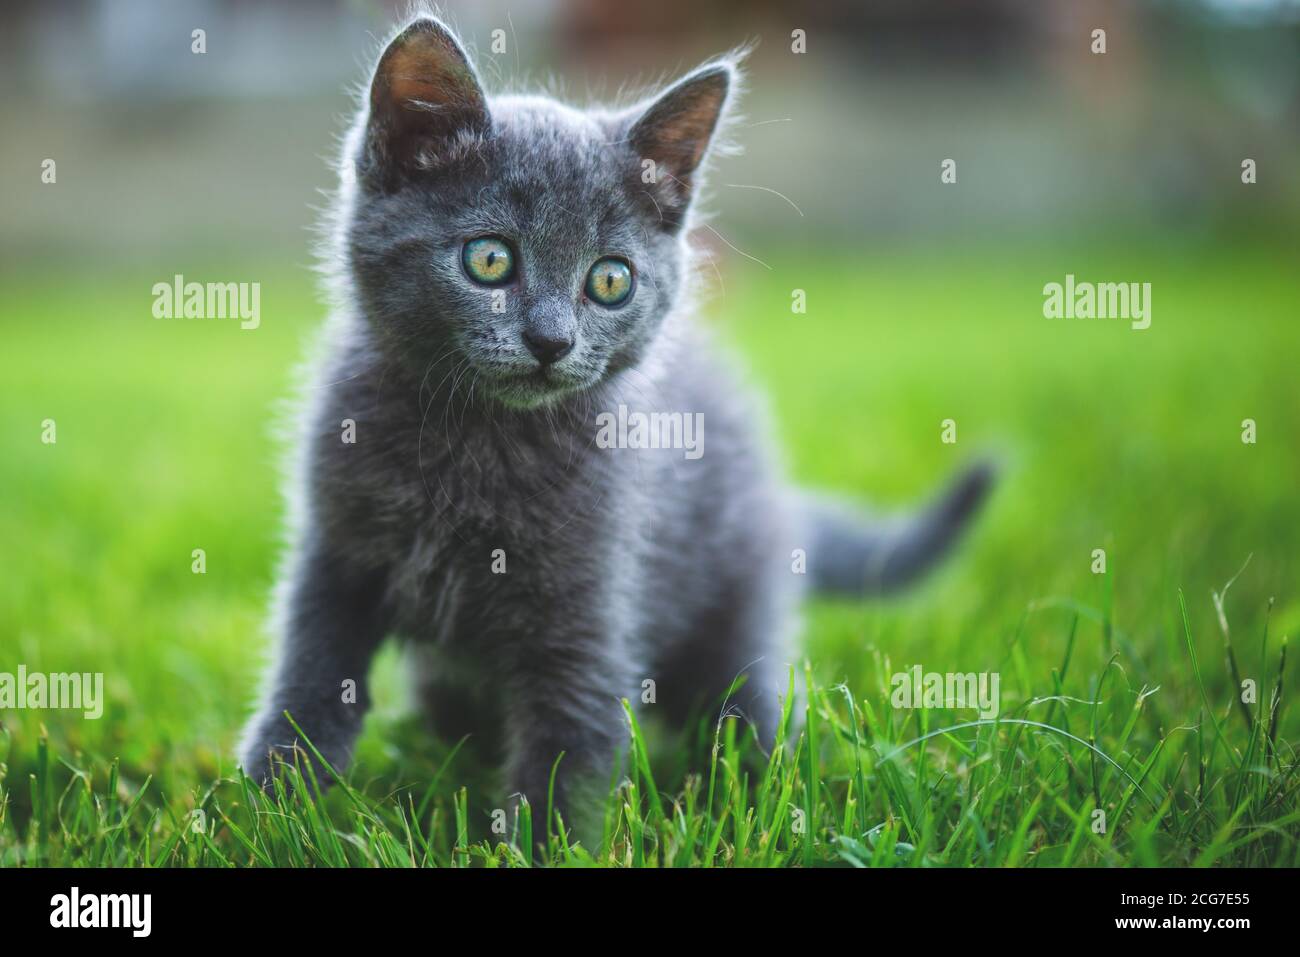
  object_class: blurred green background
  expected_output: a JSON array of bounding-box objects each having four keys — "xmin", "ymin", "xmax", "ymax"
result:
[{"xmin": 1, "ymin": 0, "xmax": 1298, "ymax": 862}]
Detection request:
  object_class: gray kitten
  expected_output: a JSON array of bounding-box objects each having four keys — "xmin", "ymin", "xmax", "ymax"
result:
[{"xmin": 239, "ymin": 15, "xmax": 992, "ymax": 829}]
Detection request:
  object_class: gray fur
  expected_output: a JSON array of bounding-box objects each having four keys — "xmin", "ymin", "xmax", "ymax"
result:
[{"xmin": 239, "ymin": 15, "xmax": 992, "ymax": 829}]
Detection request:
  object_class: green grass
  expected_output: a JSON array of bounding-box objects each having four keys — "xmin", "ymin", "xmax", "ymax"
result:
[{"xmin": 1, "ymin": 236, "xmax": 1297, "ymax": 866}]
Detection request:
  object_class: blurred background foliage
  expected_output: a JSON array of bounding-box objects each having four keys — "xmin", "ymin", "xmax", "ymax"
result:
[{"xmin": 1, "ymin": 0, "xmax": 1297, "ymax": 262}]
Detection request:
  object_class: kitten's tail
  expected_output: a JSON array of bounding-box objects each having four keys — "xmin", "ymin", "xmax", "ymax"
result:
[{"xmin": 801, "ymin": 461, "xmax": 995, "ymax": 598}]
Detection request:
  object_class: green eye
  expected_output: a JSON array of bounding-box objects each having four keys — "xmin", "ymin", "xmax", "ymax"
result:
[
  {"xmin": 462, "ymin": 237, "xmax": 515, "ymax": 285},
  {"xmin": 585, "ymin": 257, "xmax": 633, "ymax": 307}
]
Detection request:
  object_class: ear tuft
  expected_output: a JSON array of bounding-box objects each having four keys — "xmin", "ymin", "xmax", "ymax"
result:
[{"xmin": 363, "ymin": 17, "xmax": 489, "ymax": 185}]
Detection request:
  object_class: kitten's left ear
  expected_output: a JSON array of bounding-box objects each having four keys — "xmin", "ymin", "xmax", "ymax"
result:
[
  {"xmin": 362, "ymin": 17, "xmax": 489, "ymax": 186},
  {"xmin": 627, "ymin": 61, "xmax": 736, "ymax": 227}
]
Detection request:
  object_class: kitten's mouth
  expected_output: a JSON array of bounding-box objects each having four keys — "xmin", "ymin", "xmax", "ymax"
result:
[{"xmin": 480, "ymin": 362, "xmax": 595, "ymax": 408}]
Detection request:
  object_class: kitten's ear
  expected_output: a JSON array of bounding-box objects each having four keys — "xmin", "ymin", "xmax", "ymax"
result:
[
  {"xmin": 362, "ymin": 17, "xmax": 489, "ymax": 185},
  {"xmin": 627, "ymin": 62, "xmax": 735, "ymax": 228}
]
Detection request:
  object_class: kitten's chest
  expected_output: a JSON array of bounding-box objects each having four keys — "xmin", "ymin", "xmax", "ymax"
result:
[
  {"xmin": 378, "ymin": 428, "xmax": 618, "ymax": 642},
  {"xmin": 390, "ymin": 422, "xmax": 611, "ymax": 548},
  {"xmin": 387, "ymin": 516, "xmax": 592, "ymax": 650}
]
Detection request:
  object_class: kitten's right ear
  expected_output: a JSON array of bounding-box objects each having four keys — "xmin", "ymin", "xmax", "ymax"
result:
[{"xmin": 362, "ymin": 17, "xmax": 489, "ymax": 185}]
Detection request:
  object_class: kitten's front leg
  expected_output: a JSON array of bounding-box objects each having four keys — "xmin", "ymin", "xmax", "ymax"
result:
[
  {"xmin": 239, "ymin": 540, "xmax": 389, "ymax": 787},
  {"xmin": 501, "ymin": 629, "xmax": 633, "ymax": 842}
]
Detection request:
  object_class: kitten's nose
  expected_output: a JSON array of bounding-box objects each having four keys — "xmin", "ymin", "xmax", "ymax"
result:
[{"xmin": 522, "ymin": 329, "xmax": 574, "ymax": 365}]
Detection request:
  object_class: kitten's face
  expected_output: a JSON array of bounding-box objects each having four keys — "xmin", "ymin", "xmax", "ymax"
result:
[{"xmin": 344, "ymin": 18, "xmax": 732, "ymax": 409}]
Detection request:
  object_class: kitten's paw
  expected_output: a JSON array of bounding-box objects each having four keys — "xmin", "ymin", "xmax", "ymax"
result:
[
  {"xmin": 238, "ymin": 715, "xmax": 350, "ymax": 793},
  {"xmin": 239, "ymin": 741, "xmax": 307, "ymax": 786}
]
